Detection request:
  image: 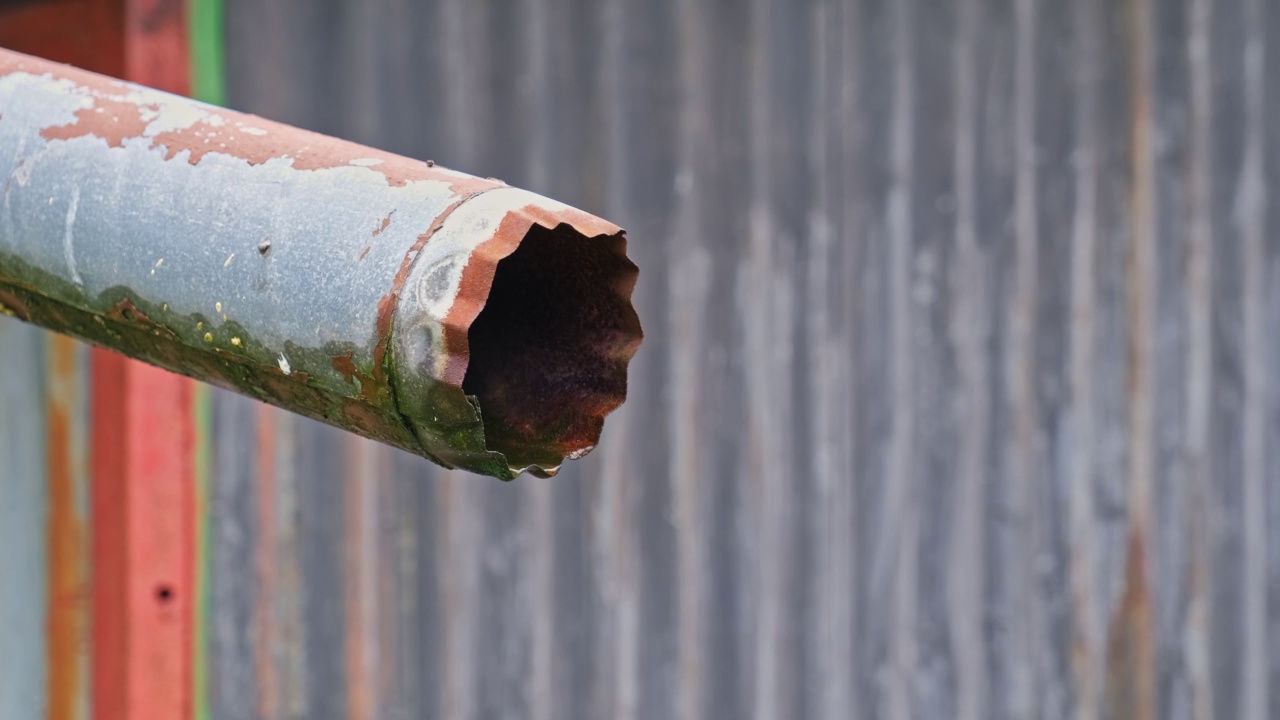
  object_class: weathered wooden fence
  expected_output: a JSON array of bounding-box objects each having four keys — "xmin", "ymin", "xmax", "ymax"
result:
[{"xmin": 3, "ymin": 0, "xmax": 1279, "ymax": 717}]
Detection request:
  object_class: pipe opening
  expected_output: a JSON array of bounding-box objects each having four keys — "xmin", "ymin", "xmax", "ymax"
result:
[{"xmin": 462, "ymin": 223, "xmax": 641, "ymax": 471}]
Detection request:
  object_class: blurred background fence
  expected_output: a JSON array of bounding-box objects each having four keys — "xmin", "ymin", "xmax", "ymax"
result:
[{"xmin": 3, "ymin": 0, "xmax": 1280, "ymax": 718}]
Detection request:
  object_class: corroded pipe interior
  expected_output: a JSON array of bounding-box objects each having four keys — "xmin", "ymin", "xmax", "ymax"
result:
[{"xmin": 463, "ymin": 224, "xmax": 641, "ymax": 470}]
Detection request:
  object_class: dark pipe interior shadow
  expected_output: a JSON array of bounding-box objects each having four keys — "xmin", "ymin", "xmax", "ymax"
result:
[{"xmin": 462, "ymin": 223, "xmax": 641, "ymax": 471}]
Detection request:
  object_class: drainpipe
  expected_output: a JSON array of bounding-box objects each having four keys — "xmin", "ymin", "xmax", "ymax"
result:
[{"xmin": 0, "ymin": 48, "xmax": 642, "ymax": 479}]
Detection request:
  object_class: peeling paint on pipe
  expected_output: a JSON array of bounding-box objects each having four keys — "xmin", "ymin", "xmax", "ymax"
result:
[{"xmin": 0, "ymin": 48, "xmax": 642, "ymax": 479}]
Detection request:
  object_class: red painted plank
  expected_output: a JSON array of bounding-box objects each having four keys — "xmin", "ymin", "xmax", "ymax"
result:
[
  {"xmin": 0, "ymin": 0, "xmax": 125, "ymax": 77},
  {"xmin": 89, "ymin": 351, "xmax": 131, "ymax": 720},
  {"xmin": 125, "ymin": 0, "xmax": 189, "ymax": 97},
  {"xmin": 88, "ymin": 2, "xmax": 197, "ymax": 719},
  {"xmin": 91, "ymin": 354, "xmax": 198, "ymax": 720}
]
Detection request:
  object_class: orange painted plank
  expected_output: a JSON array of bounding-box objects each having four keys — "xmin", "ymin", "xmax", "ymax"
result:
[{"xmin": 47, "ymin": 335, "xmax": 89, "ymax": 720}]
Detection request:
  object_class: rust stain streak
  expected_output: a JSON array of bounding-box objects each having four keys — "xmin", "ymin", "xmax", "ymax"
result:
[
  {"xmin": 359, "ymin": 246, "xmax": 371, "ymax": 261},
  {"xmin": 373, "ymin": 189, "xmax": 494, "ymax": 396},
  {"xmin": 372, "ymin": 211, "xmax": 395, "ymax": 237},
  {"xmin": 331, "ymin": 350, "xmax": 379, "ymax": 405},
  {"xmin": 0, "ymin": 287, "xmax": 31, "ymax": 320},
  {"xmin": 1106, "ymin": 530, "xmax": 1154, "ymax": 720},
  {"xmin": 1107, "ymin": 0, "xmax": 1155, "ymax": 717},
  {"xmin": 46, "ymin": 334, "xmax": 87, "ymax": 720},
  {"xmin": 333, "ymin": 351, "xmax": 360, "ymax": 385}
]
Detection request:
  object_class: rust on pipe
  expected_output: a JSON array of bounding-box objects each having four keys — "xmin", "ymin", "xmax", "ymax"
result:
[{"xmin": 0, "ymin": 48, "xmax": 642, "ymax": 479}]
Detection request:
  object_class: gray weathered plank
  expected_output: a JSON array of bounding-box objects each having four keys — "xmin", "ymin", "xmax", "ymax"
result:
[{"xmin": 209, "ymin": 0, "xmax": 1280, "ymax": 717}]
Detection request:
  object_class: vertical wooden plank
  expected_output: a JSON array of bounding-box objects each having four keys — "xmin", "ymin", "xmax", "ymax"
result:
[
  {"xmin": 188, "ymin": 1, "xmax": 223, "ymax": 712},
  {"xmin": 1014, "ymin": 0, "xmax": 1042, "ymax": 712},
  {"xmin": 806, "ymin": 0, "xmax": 858, "ymax": 718},
  {"xmin": 207, "ymin": 389, "xmax": 259, "ymax": 720},
  {"xmin": 189, "ymin": 0, "xmax": 225, "ymax": 106},
  {"xmin": 885, "ymin": 0, "xmax": 918, "ymax": 715},
  {"xmin": 1206, "ymin": 0, "xmax": 1248, "ymax": 714},
  {"xmin": 294, "ymin": 420, "xmax": 348, "ymax": 720},
  {"xmin": 851, "ymin": 0, "xmax": 894, "ymax": 713},
  {"xmin": 1069, "ymin": 0, "xmax": 1104, "ymax": 716},
  {"xmin": 255, "ymin": 403, "xmax": 280, "ymax": 720},
  {"xmin": 0, "ymin": 0, "xmax": 125, "ymax": 77},
  {"xmin": 125, "ymin": 0, "xmax": 191, "ymax": 97},
  {"xmin": 1264, "ymin": 4, "xmax": 1280, "ymax": 718},
  {"xmin": 191, "ymin": 383, "xmax": 210, "ymax": 720},
  {"xmin": 87, "ymin": 357, "xmax": 126, "ymax": 720},
  {"xmin": 1032, "ymin": 0, "xmax": 1076, "ymax": 710},
  {"xmin": 91, "ymin": 356, "xmax": 196, "ymax": 720},
  {"xmin": 1183, "ymin": 0, "xmax": 1217, "ymax": 714},
  {"xmin": 0, "ymin": 318, "xmax": 49, "ymax": 720},
  {"xmin": 914, "ymin": 0, "xmax": 962, "ymax": 713},
  {"xmin": 1089, "ymin": 0, "xmax": 1136, "ymax": 714},
  {"xmin": 948, "ymin": 0, "xmax": 989, "ymax": 716},
  {"xmin": 1238, "ymin": 0, "xmax": 1268, "ymax": 716},
  {"xmin": 746, "ymin": 0, "xmax": 782, "ymax": 716},
  {"xmin": 342, "ymin": 438, "xmax": 382, "ymax": 720},
  {"xmin": 589, "ymin": 0, "xmax": 656, "ymax": 715},
  {"xmin": 269, "ymin": 408, "xmax": 308, "ymax": 720},
  {"xmin": 1148, "ymin": 0, "xmax": 1194, "ymax": 713},
  {"xmin": 1104, "ymin": 0, "xmax": 1157, "ymax": 716},
  {"xmin": 90, "ymin": 1, "xmax": 197, "ymax": 716},
  {"xmin": 670, "ymin": 0, "xmax": 713, "ymax": 716},
  {"xmin": 47, "ymin": 335, "xmax": 91, "ymax": 720}
]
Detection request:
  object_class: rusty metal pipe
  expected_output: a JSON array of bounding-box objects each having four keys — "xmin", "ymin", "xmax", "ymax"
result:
[{"xmin": 0, "ymin": 48, "xmax": 641, "ymax": 479}]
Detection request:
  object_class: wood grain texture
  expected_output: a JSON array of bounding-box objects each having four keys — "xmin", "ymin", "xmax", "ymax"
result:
[
  {"xmin": 46, "ymin": 335, "xmax": 90, "ymax": 720},
  {"xmin": 182, "ymin": 0, "xmax": 1280, "ymax": 717},
  {"xmin": 87, "ymin": 6, "xmax": 199, "ymax": 719},
  {"xmin": 0, "ymin": 318, "xmax": 50, "ymax": 720}
]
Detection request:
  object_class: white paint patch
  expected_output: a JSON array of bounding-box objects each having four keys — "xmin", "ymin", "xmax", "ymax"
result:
[
  {"xmin": 141, "ymin": 100, "xmax": 210, "ymax": 136},
  {"xmin": 240, "ymin": 126, "xmax": 268, "ymax": 136},
  {"xmin": 63, "ymin": 186, "xmax": 82, "ymax": 285},
  {"xmin": 9, "ymin": 157, "xmax": 33, "ymax": 190},
  {"xmin": 349, "ymin": 158, "xmax": 384, "ymax": 167}
]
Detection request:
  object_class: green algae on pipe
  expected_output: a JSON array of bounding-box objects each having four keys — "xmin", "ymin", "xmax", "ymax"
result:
[{"xmin": 0, "ymin": 48, "xmax": 642, "ymax": 480}]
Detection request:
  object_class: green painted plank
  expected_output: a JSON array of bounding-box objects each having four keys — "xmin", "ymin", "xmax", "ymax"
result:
[
  {"xmin": 190, "ymin": 3, "xmax": 225, "ymax": 719},
  {"xmin": 190, "ymin": 0, "xmax": 226, "ymax": 107}
]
